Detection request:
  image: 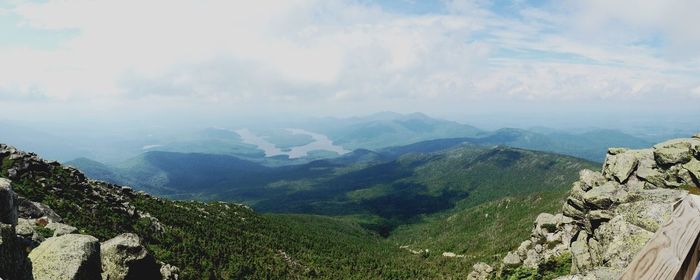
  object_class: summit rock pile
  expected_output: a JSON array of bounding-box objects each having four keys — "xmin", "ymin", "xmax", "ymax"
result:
[{"xmin": 481, "ymin": 134, "xmax": 700, "ymax": 279}]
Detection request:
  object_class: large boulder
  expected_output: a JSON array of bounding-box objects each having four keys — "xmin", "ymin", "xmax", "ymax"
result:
[
  {"xmin": 653, "ymin": 139, "xmax": 696, "ymax": 166},
  {"xmin": 603, "ymin": 150, "xmax": 639, "ymax": 183},
  {"xmin": 0, "ymin": 223, "xmax": 33, "ymax": 280},
  {"xmin": 28, "ymin": 234, "xmax": 102, "ymax": 280},
  {"xmin": 101, "ymin": 233, "xmax": 162, "ymax": 280},
  {"xmin": 0, "ymin": 178, "xmax": 18, "ymax": 226},
  {"xmin": 582, "ymin": 181, "xmax": 625, "ymax": 209}
]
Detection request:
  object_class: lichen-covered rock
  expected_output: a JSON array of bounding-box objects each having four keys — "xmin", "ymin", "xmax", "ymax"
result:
[
  {"xmin": 28, "ymin": 234, "xmax": 102, "ymax": 280},
  {"xmin": 594, "ymin": 216, "xmax": 653, "ymax": 272},
  {"xmin": 653, "ymin": 139, "xmax": 695, "ymax": 166},
  {"xmin": 683, "ymin": 158, "xmax": 700, "ymax": 183},
  {"xmin": 497, "ymin": 134, "xmax": 700, "ymax": 278},
  {"xmin": 570, "ymin": 232, "xmax": 592, "ymax": 273},
  {"xmin": 101, "ymin": 233, "xmax": 162, "ymax": 280},
  {"xmin": 616, "ymin": 200, "xmax": 674, "ymax": 232},
  {"xmin": 467, "ymin": 262, "xmax": 493, "ymax": 280},
  {"xmin": 582, "ymin": 182, "xmax": 623, "ymax": 209},
  {"xmin": 0, "ymin": 178, "xmax": 18, "ymax": 226},
  {"xmin": 503, "ymin": 251, "xmax": 522, "ymax": 267},
  {"xmin": 159, "ymin": 262, "xmax": 179, "ymax": 280},
  {"xmin": 46, "ymin": 222, "xmax": 78, "ymax": 237},
  {"xmin": 603, "ymin": 151, "xmax": 639, "ymax": 183},
  {"xmin": 579, "ymin": 170, "xmax": 605, "ymax": 190}
]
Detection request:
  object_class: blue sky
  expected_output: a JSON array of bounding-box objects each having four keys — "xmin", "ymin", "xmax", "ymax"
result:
[{"xmin": 0, "ymin": 0, "xmax": 699, "ymax": 123}]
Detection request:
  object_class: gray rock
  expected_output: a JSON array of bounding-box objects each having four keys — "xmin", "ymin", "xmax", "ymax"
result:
[
  {"xmin": 683, "ymin": 158, "xmax": 700, "ymax": 183},
  {"xmin": 579, "ymin": 170, "xmax": 605, "ymax": 190},
  {"xmin": 0, "ymin": 178, "xmax": 18, "ymax": 226},
  {"xmin": 503, "ymin": 251, "xmax": 522, "ymax": 267},
  {"xmin": 28, "ymin": 234, "xmax": 102, "ymax": 280},
  {"xmin": 594, "ymin": 216, "xmax": 653, "ymax": 271},
  {"xmin": 583, "ymin": 182, "xmax": 621, "ymax": 209},
  {"xmin": 17, "ymin": 196, "xmax": 62, "ymax": 222},
  {"xmin": 616, "ymin": 199, "xmax": 674, "ymax": 233},
  {"xmin": 535, "ymin": 213, "xmax": 558, "ymax": 233},
  {"xmin": 46, "ymin": 222, "xmax": 78, "ymax": 237},
  {"xmin": 101, "ymin": 233, "xmax": 162, "ymax": 280},
  {"xmin": 693, "ymin": 133, "xmax": 700, "ymax": 139},
  {"xmin": 571, "ymin": 232, "xmax": 592, "ymax": 273},
  {"xmin": 653, "ymin": 139, "xmax": 694, "ymax": 166},
  {"xmin": 587, "ymin": 210, "xmax": 614, "ymax": 223},
  {"xmin": 467, "ymin": 262, "xmax": 492, "ymax": 280},
  {"xmin": 159, "ymin": 262, "xmax": 179, "ymax": 280},
  {"xmin": 0, "ymin": 223, "xmax": 33, "ymax": 280},
  {"xmin": 607, "ymin": 148, "xmax": 628, "ymax": 155},
  {"xmin": 563, "ymin": 202, "xmax": 585, "ymax": 220},
  {"xmin": 603, "ymin": 151, "xmax": 638, "ymax": 183}
]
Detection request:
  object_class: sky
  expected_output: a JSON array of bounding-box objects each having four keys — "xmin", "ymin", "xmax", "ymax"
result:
[{"xmin": 0, "ymin": 0, "xmax": 699, "ymax": 126}]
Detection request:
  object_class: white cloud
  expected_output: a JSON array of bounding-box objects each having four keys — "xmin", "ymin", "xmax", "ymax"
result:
[{"xmin": 0, "ymin": 0, "xmax": 698, "ymax": 118}]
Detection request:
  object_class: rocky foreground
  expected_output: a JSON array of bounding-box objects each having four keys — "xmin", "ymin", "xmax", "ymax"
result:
[
  {"xmin": 468, "ymin": 133, "xmax": 700, "ymax": 279},
  {"xmin": 0, "ymin": 144, "xmax": 178, "ymax": 280}
]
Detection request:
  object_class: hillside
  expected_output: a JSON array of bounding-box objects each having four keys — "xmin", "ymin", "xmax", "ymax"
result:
[{"xmin": 70, "ymin": 142, "xmax": 596, "ymax": 233}]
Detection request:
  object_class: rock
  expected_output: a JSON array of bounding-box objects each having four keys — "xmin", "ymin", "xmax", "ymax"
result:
[
  {"xmin": 535, "ymin": 213, "xmax": 558, "ymax": 234},
  {"xmin": 159, "ymin": 262, "xmax": 179, "ymax": 280},
  {"xmin": 442, "ymin": 252, "xmax": 456, "ymax": 257},
  {"xmin": 46, "ymin": 222, "xmax": 78, "ymax": 237},
  {"xmin": 616, "ymin": 199, "xmax": 674, "ymax": 233},
  {"xmin": 594, "ymin": 216, "xmax": 653, "ymax": 271},
  {"xmin": 603, "ymin": 151, "xmax": 638, "ymax": 183},
  {"xmin": 0, "ymin": 223, "xmax": 33, "ymax": 280},
  {"xmin": 517, "ymin": 240, "xmax": 532, "ymax": 258},
  {"xmin": 571, "ymin": 232, "xmax": 592, "ymax": 273},
  {"xmin": 693, "ymin": 133, "xmax": 700, "ymax": 139},
  {"xmin": 568, "ymin": 182, "xmax": 587, "ymax": 209},
  {"xmin": 653, "ymin": 139, "xmax": 694, "ymax": 166},
  {"xmin": 587, "ymin": 210, "xmax": 614, "ymax": 223},
  {"xmin": 28, "ymin": 234, "xmax": 102, "ymax": 280},
  {"xmin": 15, "ymin": 218, "xmax": 44, "ymax": 248},
  {"xmin": 503, "ymin": 251, "xmax": 522, "ymax": 267},
  {"xmin": 579, "ymin": 170, "xmax": 606, "ymax": 190},
  {"xmin": 101, "ymin": 233, "xmax": 162, "ymax": 280},
  {"xmin": 683, "ymin": 158, "xmax": 700, "ymax": 183},
  {"xmin": 588, "ymin": 238, "xmax": 603, "ymax": 267},
  {"xmin": 582, "ymin": 182, "xmax": 622, "ymax": 209},
  {"xmin": 0, "ymin": 178, "xmax": 18, "ymax": 226},
  {"xmin": 563, "ymin": 202, "xmax": 585, "ymax": 221},
  {"xmin": 523, "ymin": 248, "xmax": 541, "ymax": 268},
  {"xmin": 16, "ymin": 196, "xmax": 62, "ymax": 222},
  {"xmin": 467, "ymin": 262, "xmax": 492, "ymax": 280}
]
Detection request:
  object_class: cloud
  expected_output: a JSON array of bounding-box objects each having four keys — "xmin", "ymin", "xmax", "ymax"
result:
[{"xmin": 0, "ymin": 0, "xmax": 699, "ymax": 118}]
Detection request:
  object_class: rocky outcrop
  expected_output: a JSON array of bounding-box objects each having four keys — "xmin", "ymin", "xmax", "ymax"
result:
[
  {"xmin": 487, "ymin": 134, "xmax": 700, "ymax": 279},
  {"xmin": 0, "ymin": 179, "xmax": 33, "ymax": 280},
  {"xmin": 101, "ymin": 233, "xmax": 162, "ymax": 280},
  {"xmin": 0, "ymin": 178, "xmax": 18, "ymax": 226},
  {"xmin": 28, "ymin": 234, "xmax": 102, "ymax": 280}
]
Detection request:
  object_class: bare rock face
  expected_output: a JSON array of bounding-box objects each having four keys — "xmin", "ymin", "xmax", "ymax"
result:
[
  {"xmin": 101, "ymin": 233, "xmax": 162, "ymax": 280},
  {"xmin": 28, "ymin": 234, "xmax": 102, "ymax": 280},
  {"xmin": 489, "ymin": 133, "xmax": 700, "ymax": 279},
  {"xmin": 0, "ymin": 223, "xmax": 33, "ymax": 280}
]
